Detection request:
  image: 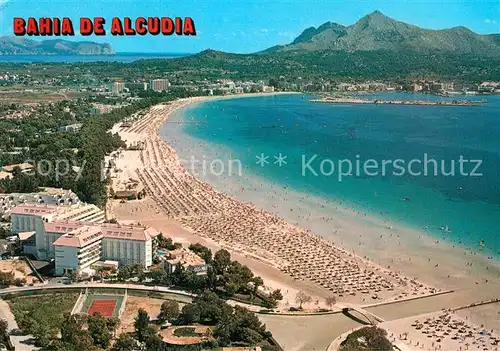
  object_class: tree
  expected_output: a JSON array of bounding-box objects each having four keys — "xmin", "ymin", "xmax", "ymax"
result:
[
  {"xmin": 60, "ymin": 313, "xmax": 82, "ymax": 344},
  {"xmin": 295, "ymin": 291, "xmax": 312, "ymax": 309},
  {"xmin": 158, "ymin": 300, "xmax": 180, "ymax": 323},
  {"xmin": 0, "ymin": 319, "xmax": 9, "ymax": 349},
  {"xmin": 192, "ymin": 291, "xmax": 232, "ymax": 325},
  {"xmin": 112, "ymin": 333, "xmax": 137, "ymax": 351},
  {"xmin": 340, "ymin": 326, "xmax": 393, "ymax": 351},
  {"xmin": 213, "ymin": 249, "xmax": 231, "ymax": 274},
  {"xmin": 143, "ymin": 325, "xmax": 163, "ymax": 350},
  {"xmin": 263, "ymin": 289, "xmax": 283, "ymax": 309},
  {"xmin": 325, "ymin": 296, "xmax": 337, "ymax": 309},
  {"xmin": 32, "ymin": 322, "xmax": 54, "ymax": 348},
  {"xmin": 88, "ymin": 312, "xmax": 112, "ymax": 348},
  {"xmin": 68, "ymin": 270, "xmax": 78, "ymax": 283},
  {"xmin": 60, "ymin": 313, "xmax": 95, "ymax": 350},
  {"xmin": 180, "ymin": 303, "xmax": 201, "ymax": 324},
  {"xmin": 188, "ymin": 243, "xmax": 213, "ymax": 263},
  {"xmin": 213, "ymin": 305, "xmax": 271, "ymax": 347},
  {"xmin": 223, "ymin": 261, "xmax": 254, "ymax": 294},
  {"xmin": 251, "ymin": 276, "xmax": 264, "ymax": 296},
  {"xmin": 156, "ymin": 234, "xmax": 181, "ymax": 250},
  {"xmin": 134, "ymin": 309, "xmax": 150, "ymax": 342},
  {"xmin": 206, "ymin": 266, "xmax": 218, "ymax": 291}
]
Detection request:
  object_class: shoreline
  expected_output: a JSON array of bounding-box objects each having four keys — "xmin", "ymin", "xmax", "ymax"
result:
[
  {"xmin": 110, "ymin": 92, "xmax": 500, "ymax": 332},
  {"xmin": 160, "ymin": 94, "xmax": 500, "ymax": 287}
]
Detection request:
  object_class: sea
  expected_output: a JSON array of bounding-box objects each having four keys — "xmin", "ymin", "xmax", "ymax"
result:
[
  {"xmin": 0, "ymin": 52, "xmax": 189, "ymax": 63},
  {"xmin": 160, "ymin": 93, "xmax": 500, "ymax": 260}
]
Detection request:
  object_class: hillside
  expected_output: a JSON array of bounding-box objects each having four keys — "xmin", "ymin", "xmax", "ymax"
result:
[
  {"xmin": 0, "ymin": 37, "xmax": 114, "ymax": 55},
  {"xmin": 266, "ymin": 11, "xmax": 500, "ymax": 56}
]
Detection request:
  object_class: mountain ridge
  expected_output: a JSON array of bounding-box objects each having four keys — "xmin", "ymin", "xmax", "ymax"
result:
[
  {"xmin": 0, "ymin": 37, "xmax": 114, "ymax": 55},
  {"xmin": 264, "ymin": 11, "xmax": 500, "ymax": 56}
]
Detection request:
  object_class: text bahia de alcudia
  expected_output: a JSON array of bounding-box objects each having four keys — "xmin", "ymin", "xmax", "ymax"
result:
[{"xmin": 13, "ymin": 17, "xmax": 196, "ymax": 36}]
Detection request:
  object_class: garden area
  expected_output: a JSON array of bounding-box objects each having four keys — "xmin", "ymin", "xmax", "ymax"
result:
[{"xmin": 6, "ymin": 293, "xmax": 79, "ymax": 341}]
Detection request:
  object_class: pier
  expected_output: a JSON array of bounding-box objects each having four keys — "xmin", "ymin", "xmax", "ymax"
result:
[{"xmin": 311, "ymin": 97, "xmax": 485, "ymax": 106}]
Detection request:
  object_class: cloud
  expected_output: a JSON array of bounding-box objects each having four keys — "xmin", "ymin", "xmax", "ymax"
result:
[
  {"xmin": 484, "ymin": 19, "xmax": 497, "ymax": 24},
  {"xmin": 261, "ymin": 28, "xmax": 269, "ymax": 33},
  {"xmin": 0, "ymin": 0, "xmax": 9, "ymax": 9}
]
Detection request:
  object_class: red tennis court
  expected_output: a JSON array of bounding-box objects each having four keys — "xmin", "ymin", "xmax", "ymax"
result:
[{"xmin": 87, "ymin": 299, "xmax": 117, "ymax": 317}]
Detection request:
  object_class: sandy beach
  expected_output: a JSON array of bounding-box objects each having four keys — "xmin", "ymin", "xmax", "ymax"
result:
[{"xmin": 110, "ymin": 93, "xmax": 500, "ymax": 350}]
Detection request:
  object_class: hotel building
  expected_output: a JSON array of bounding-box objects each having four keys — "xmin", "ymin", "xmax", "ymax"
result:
[
  {"xmin": 111, "ymin": 82, "xmax": 125, "ymax": 94},
  {"xmin": 53, "ymin": 223, "xmax": 159, "ymax": 276},
  {"xmin": 149, "ymin": 79, "xmax": 170, "ymax": 92},
  {"xmin": 10, "ymin": 203, "xmax": 160, "ymax": 275},
  {"xmin": 125, "ymin": 82, "xmax": 148, "ymax": 91},
  {"xmin": 10, "ymin": 203, "xmax": 105, "ymax": 260}
]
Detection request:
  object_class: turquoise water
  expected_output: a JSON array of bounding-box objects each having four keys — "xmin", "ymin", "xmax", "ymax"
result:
[{"xmin": 168, "ymin": 93, "xmax": 500, "ymax": 257}]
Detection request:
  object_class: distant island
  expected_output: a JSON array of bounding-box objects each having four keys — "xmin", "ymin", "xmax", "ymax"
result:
[{"xmin": 0, "ymin": 36, "xmax": 114, "ymax": 55}]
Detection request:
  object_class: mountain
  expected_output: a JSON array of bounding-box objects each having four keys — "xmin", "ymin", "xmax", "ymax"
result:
[
  {"xmin": 0, "ymin": 37, "xmax": 114, "ymax": 55},
  {"xmin": 266, "ymin": 11, "xmax": 500, "ymax": 56}
]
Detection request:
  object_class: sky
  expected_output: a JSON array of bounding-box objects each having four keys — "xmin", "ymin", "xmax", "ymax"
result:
[{"xmin": 0, "ymin": 0, "xmax": 499, "ymax": 53}]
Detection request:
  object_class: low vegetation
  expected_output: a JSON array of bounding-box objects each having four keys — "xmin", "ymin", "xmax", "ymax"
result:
[
  {"xmin": 340, "ymin": 326, "xmax": 394, "ymax": 351},
  {"xmin": 167, "ymin": 291, "xmax": 277, "ymax": 349},
  {"xmin": 5, "ymin": 293, "xmax": 79, "ymax": 348},
  {"xmin": 147, "ymin": 245, "xmax": 283, "ymax": 308},
  {"xmin": 0, "ymin": 271, "xmax": 26, "ymax": 288}
]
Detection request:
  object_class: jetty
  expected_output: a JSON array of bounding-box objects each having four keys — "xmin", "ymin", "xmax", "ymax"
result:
[{"xmin": 311, "ymin": 97, "xmax": 485, "ymax": 107}]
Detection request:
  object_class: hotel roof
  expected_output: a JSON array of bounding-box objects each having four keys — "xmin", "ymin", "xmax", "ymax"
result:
[
  {"xmin": 45, "ymin": 220, "xmax": 159, "ymax": 246},
  {"xmin": 9, "ymin": 203, "xmax": 60, "ymax": 215},
  {"xmin": 101, "ymin": 225, "xmax": 159, "ymax": 242},
  {"xmin": 44, "ymin": 221, "xmax": 91, "ymax": 234},
  {"xmin": 52, "ymin": 226, "xmax": 103, "ymax": 248}
]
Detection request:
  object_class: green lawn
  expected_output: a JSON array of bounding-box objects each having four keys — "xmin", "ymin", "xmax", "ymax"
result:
[{"xmin": 173, "ymin": 327, "xmax": 199, "ymax": 337}]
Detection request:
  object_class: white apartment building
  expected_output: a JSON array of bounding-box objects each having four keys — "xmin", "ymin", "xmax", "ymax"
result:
[
  {"xmin": 100, "ymin": 225, "xmax": 158, "ymax": 267},
  {"xmin": 125, "ymin": 82, "xmax": 148, "ymax": 91},
  {"xmin": 149, "ymin": 79, "xmax": 170, "ymax": 92},
  {"xmin": 53, "ymin": 226, "xmax": 103, "ymax": 275},
  {"xmin": 10, "ymin": 203, "xmax": 105, "ymax": 260},
  {"xmin": 53, "ymin": 223, "xmax": 159, "ymax": 276},
  {"xmin": 111, "ymin": 82, "xmax": 125, "ymax": 94},
  {"xmin": 10, "ymin": 203, "xmax": 160, "ymax": 275}
]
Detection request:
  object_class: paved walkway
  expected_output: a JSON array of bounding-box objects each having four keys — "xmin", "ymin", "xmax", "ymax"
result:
[{"xmin": 0, "ymin": 282, "xmax": 195, "ymax": 299}]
